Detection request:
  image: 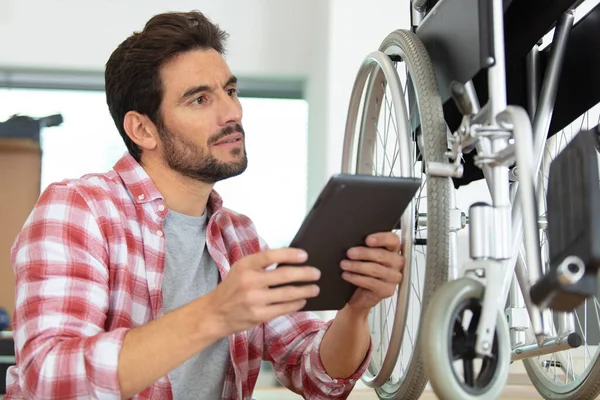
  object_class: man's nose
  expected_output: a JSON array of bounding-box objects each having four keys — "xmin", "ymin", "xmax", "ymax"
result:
[{"xmin": 218, "ymin": 92, "xmax": 242, "ymax": 126}]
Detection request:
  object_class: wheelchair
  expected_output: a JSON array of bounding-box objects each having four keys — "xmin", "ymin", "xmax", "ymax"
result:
[{"xmin": 341, "ymin": 0, "xmax": 600, "ymax": 398}]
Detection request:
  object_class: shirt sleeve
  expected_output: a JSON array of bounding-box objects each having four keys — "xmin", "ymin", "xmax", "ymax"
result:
[
  {"xmin": 262, "ymin": 314, "xmax": 371, "ymax": 399},
  {"xmin": 10, "ymin": 182, "xmax": 127, "ymax": 399}
]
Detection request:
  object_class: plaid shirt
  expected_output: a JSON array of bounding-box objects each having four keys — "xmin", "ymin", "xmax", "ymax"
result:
[{"xmin": 4, "ymin": 154, "xmax": 370, "ymax": 399}]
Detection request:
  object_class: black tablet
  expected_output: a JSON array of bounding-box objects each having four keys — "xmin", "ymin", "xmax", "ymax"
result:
[{"xmin": 278, "ymin": 173, "xmax": 421, "ymax": 311}]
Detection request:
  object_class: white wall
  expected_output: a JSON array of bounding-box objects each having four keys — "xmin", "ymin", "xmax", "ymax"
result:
[
  {"xmin": 0, "ymin": 0, "xmax": 318, "ymax": 78},
  {"xmin": 304, "ymin": 0, "xmax": 331, "ymax": 209},
  {"xmin": 306, "ymin": 0, "xmax": 412, "ymax": 205}
]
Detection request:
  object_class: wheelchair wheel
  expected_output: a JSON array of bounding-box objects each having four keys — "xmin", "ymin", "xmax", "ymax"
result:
[
  {"xmin": 341, "ymin": 29, "xmax": 451, "ymax": 399},
  {"xmin": 422, "ymin": 278, "xmax": 511, "ymax": 400},
  {"xmin": 523, "ymin": 104, "xmax": 600, "ymax": 399}
]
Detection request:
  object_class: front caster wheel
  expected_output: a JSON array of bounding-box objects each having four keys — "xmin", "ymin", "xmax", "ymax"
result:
[{"xmin": 422, "ymin": 278, "xmax": 510, "ymax": 400}]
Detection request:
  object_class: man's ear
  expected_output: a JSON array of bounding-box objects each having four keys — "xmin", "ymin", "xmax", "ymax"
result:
[{"xmin": 123, "ymin": 111, "xmax": 159, "ymax": 151}]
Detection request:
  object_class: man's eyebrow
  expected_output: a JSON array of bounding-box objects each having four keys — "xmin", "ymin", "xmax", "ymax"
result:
[
  {"xmin": 181, "ymin": 84, "xmax": 212, "ymax": 100},
  {"xmin": 225, "ymin": 75, "xmax": 238, "ymax": 87},
  {"xmin": 180, "ymin": 75, "xmax": 238, "ymax": 101}
]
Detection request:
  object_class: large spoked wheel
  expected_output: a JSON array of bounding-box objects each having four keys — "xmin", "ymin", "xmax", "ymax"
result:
[
  {"xmin": 422, "ymin": 278, "xmax": 511, "ymax": 400},
  {"xmin": 523, "ymin": 104, "xmax": 600, "ymax": 399},
  {"xmin": 341, "ymin": 29, "xmax": 451, "ymax": 399}
]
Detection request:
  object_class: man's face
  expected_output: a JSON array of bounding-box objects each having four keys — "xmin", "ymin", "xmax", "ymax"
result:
[{"xmin": 157, "ymin": 48, "xmax": 247, "ymax": 183}]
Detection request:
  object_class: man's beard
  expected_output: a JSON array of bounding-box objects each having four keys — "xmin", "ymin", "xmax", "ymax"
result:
[{"xmin": 158, "ymin": 123, "xmax": 248, "ymax": 184}]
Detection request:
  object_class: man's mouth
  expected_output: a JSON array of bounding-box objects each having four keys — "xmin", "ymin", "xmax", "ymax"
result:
[{"xmin": 213, "ymin": 133, "xmax": 244, "ymax": 146}]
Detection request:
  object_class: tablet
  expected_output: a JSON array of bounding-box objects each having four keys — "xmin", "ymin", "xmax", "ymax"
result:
[{"xmin": 278, "ymin": 173, "xmax": 421, "ymax": 311}]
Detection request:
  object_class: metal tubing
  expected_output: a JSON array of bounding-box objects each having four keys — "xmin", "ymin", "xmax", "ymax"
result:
[
  {"xmin": 469, "ymin": 203, "xmax": 494, "ymax": 260},
  {"xmin": 515, "ymin": 246, "xmax": 548, "ymax": 339},
  {"xmin": 449, "ymin": 188, "xmax": 459, "ymax": 280},
  {"xmin": 532, "ymin": 11, "xmax": 575, "ymax": 188},
  {"xmin": 509, "ymin": 275, "xmax": 527, "ymax": 346},
  {"xmin": 497, "ymin": 106, "xmax": 543, "ymax": 317},
  {"xmin": 488, "ymin": 0, "xmax": 508, "ymax": 120},
  {"xmin": 502, "ymin": 10, "xmax": 574, "ymax": 300},
  {"xmin": 512, "ymin": 332, "xmax": 581, "ymax": 361},
  {"xmin": 473, "ymin": 103, "xmax": 491, "ymax": 126},
  {"xmin": 558, "ymin": 311, "xmax": 576, "ymax": 336},
  {"xmin": 464, "ymin": 80, "xmax": 482, "ymax": 113},
  {"xmin": 526, "ymin": 45, "xmax": 540, "ymax": 120}
]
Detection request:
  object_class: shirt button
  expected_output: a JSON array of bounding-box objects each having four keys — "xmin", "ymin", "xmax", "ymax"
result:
[
  {"xmin": 158, "ymin": 205, "xmax": 165, "ymax": 212},
  {"xmin": 156, "ymin": 230, "xmax": 163, "ymax": 237},
  {"xmin": 138, "ymin": 194, "xmax": 145, "ymax": 200}
]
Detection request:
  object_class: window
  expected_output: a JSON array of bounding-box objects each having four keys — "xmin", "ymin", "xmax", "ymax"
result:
[
  {"xmin": 0, "ymin": 88, "xmax": 308, "ymax": 248},
  {"xmin": 214, "ymin": 98, "xmax": 308, "ymax": 248}
]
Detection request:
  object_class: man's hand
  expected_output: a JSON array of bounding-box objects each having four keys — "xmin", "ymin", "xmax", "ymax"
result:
[
  {"xmin": 319, "ymin": 232, "xmax": 403, "ymax": 378},
  {"xmin": 341, "ymin": 232, "xmax": 405, "ymax": 311},
  {"xmin": 206, "ymin": 248, "xmax": 321, "ymax": 337}
]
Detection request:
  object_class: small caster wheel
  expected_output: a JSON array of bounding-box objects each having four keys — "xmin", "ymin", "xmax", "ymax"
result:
[{"xmin": 422, "ymin": 278, "xmax": 510, "ymax": 399}]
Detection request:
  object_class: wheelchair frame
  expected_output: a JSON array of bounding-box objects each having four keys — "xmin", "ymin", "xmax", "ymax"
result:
[{"xmin": 342, "ymin": 0, "xmax": 600, "ymax": 398}]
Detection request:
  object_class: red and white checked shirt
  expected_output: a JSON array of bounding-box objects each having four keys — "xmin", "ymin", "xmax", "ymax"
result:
[{"xmin": 5, "ymin": 154, "xmax": 370, "ymax": 400}]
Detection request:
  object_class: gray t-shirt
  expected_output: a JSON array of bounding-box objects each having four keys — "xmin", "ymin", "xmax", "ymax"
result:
[{"xmin": 162, "ymin": 209, "xmax": 230, "ymax": 400}]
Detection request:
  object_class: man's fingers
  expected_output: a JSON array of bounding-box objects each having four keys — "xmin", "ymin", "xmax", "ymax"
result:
[
  {"xmin": 262, "ymin": 266, "xmax": 321, "ymax": 287},
  {"xmin": 262, "ymin": 300, "xmax": 308, "ymax": 320},
  {"xmin": 342, "ymin": 272, "xmax": 398, "ymax": 298},
  {"xmin": 237, "ymin": 248, "xmax": 308, "ymax": 271},
  {"xmin": 366, "ymin": 232, "xmax": 402, "ymax": 252},
  {"xmin": 264, "ymin": 284, "xmax": 320, "ymax": 304},
  {"xmin": 347, "ymin": 246, "xmax": 403, "ymax": 269},
  {"xmin": 340, "ymin": 260, "xmax": 402, "ymax": 283},
  {"xmin": 248, "ymin": 286, "xmax": 317, "ymax": 323}
]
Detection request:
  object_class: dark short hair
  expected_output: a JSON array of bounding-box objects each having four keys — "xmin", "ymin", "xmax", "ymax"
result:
[{"xmin": 105, "ymin": 11, "xmax": 229, "ymax": 161}]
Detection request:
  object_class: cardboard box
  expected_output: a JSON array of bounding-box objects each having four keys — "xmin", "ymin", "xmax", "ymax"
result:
[{"xmin": 0, "ymin": 139, "xmax": 41, "ymax": 326}]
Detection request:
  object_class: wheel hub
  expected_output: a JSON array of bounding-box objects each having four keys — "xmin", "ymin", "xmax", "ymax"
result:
[
  {"xmin": 452, "ymin": 324, "xmax": 479, "ymax": 361},
  {"xmin": 448, "ymin": 298, "xmax": 500, "ymax": 393}
]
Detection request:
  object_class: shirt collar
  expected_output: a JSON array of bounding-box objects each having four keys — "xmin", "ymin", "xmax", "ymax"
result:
[{"xmin": 113, "ymin": 153, "xmax": 224, "ymax": 214}]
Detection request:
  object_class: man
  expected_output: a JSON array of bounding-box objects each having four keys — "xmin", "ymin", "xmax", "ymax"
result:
[{"xmin": 5, "ymin": 10, "xmax": 404, "ymax": 400}]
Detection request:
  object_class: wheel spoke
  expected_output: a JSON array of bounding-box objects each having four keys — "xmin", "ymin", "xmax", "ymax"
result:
[
  {"xmin": 525, "ymin": 103, "xmax": 600, "ymax": 397},
  {"xmin": 468, "ymin": 309, "xmax": 481, "ymax": 334},
  {"xmin": 463, "ymin": 359, "xmax": 475, "ymax": 387},
  {"xmin": 342, "ymin": 30, "xmax": 450, "ymax": 396}
]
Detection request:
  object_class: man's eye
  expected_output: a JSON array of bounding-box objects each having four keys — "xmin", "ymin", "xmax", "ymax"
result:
[
  {"xmin": 192, "ymin": 96, "xmax": 206, "ymax": 105},
  {"xmin": 227, "ymin": 88, "xmax": 238, "ymax": 97}
]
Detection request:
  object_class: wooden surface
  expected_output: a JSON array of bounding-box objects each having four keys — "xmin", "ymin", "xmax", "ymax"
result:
[{"xmin": 0, "ymin": 141, "xmax": 41, "ymax": 323}]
